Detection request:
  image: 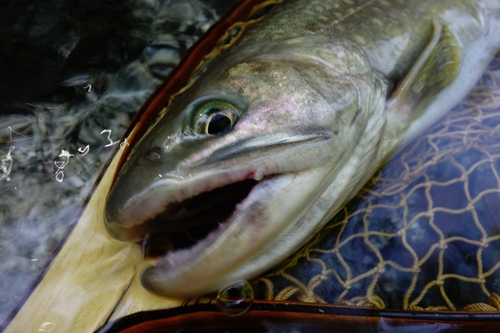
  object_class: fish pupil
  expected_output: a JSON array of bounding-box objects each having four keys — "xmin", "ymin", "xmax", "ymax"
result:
[{"xmin": 207, "ymin": 113, "xmax": 232, "ymax": 135}]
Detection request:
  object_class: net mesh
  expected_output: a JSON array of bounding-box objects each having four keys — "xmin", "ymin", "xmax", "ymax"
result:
[{"xmin": 253, "ymin": 54, "xmax": 500, "ymax": 312}]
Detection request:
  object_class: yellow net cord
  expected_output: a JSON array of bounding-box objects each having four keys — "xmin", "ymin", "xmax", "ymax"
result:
[{"xmin": 254, "ymin": 54, "xmax": 500, "ymax": 312}]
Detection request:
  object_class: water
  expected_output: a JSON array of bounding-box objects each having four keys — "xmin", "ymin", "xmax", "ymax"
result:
[
  {"xmin": 0, "ymin": 0, "xmax": 240, "ymax": 326},
  {"xmin": 217, "ymin": 280, "xmax": 255, "ymax": 317}
]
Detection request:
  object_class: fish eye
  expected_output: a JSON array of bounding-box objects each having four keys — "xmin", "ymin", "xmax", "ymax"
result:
[{"xmin": 192, "ymin": 100, "xmax": 238, "ymax": 136}]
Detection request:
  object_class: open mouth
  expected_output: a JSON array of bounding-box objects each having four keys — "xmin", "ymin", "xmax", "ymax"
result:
[{"xmin": 142, "ymin": 178, "xmax": 262, "ymax": 258}]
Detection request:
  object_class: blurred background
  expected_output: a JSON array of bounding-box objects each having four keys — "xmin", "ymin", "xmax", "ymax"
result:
[{"xmin": 0, "ymin": 0, "xmax": 240, "ymax": 324}]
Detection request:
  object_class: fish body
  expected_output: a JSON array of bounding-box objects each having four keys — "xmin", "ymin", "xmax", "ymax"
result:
[{"xmin": 105, "ymin": 0, "xmax": 500, "ymax": 297}]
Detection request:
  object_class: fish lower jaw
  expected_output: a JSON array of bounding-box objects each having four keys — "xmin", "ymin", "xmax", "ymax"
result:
[{"xmin": 140, "ymin": 174, "xmax": 286, "ymax": 297}]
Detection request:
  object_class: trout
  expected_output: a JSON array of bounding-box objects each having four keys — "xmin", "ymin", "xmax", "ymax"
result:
[{"xmin": 105, "ymin": 0, "xmax": 500, "ymax": 297}]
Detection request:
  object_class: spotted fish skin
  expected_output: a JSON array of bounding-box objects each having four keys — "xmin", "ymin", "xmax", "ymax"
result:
[{"xmin": 105, "ymin": 0, "xmax": 500, "ymax": 297}]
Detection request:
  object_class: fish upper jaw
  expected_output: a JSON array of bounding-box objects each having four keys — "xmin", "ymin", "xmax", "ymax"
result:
[
  {"xmin": 105, "ymin": 167, "xmax": 266, "ymax": 241},
  {"xmin": 104, "ymin": 131, "xmax": 336, "ymax": 242}
]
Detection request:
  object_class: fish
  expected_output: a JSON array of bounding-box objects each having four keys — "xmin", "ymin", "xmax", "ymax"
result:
[{"xmin": 104, "ymin": 0, "xmax": 500, "ymax": 297}]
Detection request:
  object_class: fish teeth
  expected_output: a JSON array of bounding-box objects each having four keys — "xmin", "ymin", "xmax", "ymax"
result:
[{"xmin": 253, "ymin": 169, "xmax": 264, "ymax": 181}]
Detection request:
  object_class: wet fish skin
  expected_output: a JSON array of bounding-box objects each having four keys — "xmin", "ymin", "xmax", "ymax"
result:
[{"xmin": 105, "ymin": 0, "xmax": 500, "ymax": 296}]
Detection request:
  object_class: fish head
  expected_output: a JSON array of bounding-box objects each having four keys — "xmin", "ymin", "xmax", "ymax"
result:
[{"xmin": 105, "ymin": 36, "xmax": 385, "ymax": 296}]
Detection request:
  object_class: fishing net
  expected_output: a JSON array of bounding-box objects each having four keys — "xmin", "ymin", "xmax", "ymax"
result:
[{"xmin": 253, "ymin": 54, "xmax": 500, "ymax": 312}]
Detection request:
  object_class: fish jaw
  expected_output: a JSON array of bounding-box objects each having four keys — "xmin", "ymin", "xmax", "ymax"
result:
[
  {"xmin": 104, "ymin": 131, "xmax": 336, "ymax": 242},
  {"xmin": 140, "ymin": 171, "xmax": 325, "ymax": 296}
]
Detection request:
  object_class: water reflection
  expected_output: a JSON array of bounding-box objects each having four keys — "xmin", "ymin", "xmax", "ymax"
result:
[{"xmin": 217, "ymin": 280, "xmax": 254, "ymax": 316}]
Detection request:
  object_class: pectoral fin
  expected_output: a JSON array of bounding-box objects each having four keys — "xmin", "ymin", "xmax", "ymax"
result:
[{"xmin": 387, "ymin": 21, "xmax": 461, "ymax": 118}]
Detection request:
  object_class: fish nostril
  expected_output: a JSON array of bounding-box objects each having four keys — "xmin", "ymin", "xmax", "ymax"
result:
[{"xmin": 145, "ymin": 146, "xmax": 162, "ymax": 162}]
